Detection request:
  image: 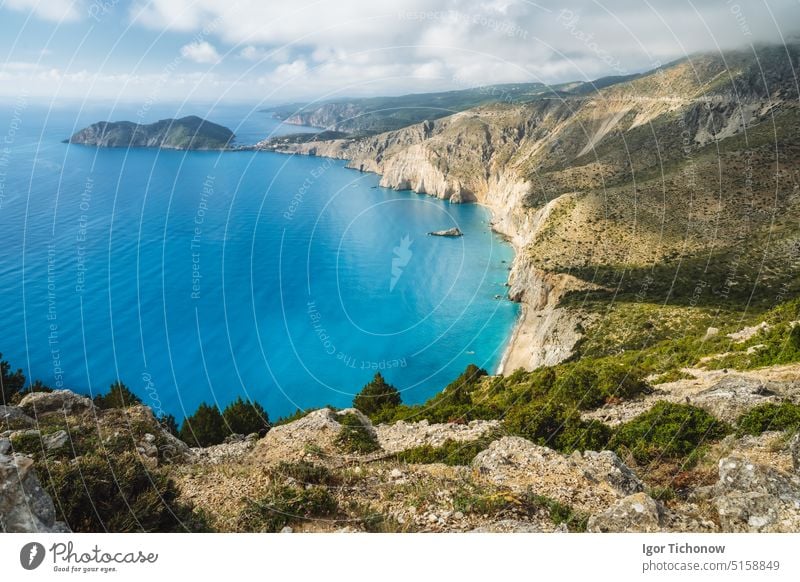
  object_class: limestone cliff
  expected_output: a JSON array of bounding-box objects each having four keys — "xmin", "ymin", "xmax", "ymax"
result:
[{"xmin": 257, "ymin": 43, "xmax": 800, "ymax": 370}]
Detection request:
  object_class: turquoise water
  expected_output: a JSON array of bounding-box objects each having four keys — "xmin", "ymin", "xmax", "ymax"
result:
[{"xmin": 0, "ymin": 103, "xmax": 518, "ymax": 420}]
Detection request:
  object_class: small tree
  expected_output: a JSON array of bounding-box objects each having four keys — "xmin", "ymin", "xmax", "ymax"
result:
[
  {"xmin": 1, "ymin": 354, "xmax": 26, "ymax": 404},
  {"xmin": 353, "ymin": 373, "xmax": 401, "ymax": 417},
  {"xmin": 222, "ymin": 397, "xmax": 270, "ymax": 436},
  {"xmin": 94, "ymin": 382, "xmax": 142, "ymax": 409},
  {"xmin": 179, "ymin": 402, "xmax": 226, "ymax": 447}
]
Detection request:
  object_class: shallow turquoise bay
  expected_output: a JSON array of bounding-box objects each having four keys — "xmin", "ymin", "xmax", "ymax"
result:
[{"xmin": 0, "ymin": 104, "xmax": 518, "ymax": 419}]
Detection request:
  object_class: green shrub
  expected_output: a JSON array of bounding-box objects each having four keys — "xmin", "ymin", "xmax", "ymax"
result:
[
  {"xmin": 270, "ymin": 461, "xmax": 336, "ymax": 486},
  {"xmin": 503, "ymin": 401, "xmax": 570, "ymax": 446},
  {"xmin": 555, "ymin": 419, "xmax": 613, "ymax": 454},
  {"xmin": 452, "ymin": 488, "xmax": 587, "ymax": 531},
  {"xmin": 93, "ymin": 382, "xmax": 142, "ymax": 409},
  {"xmin": 735, "ymin": 402, "xmax": 800, "ymax": 436},
  {"xmin": 179, "ymin": 402, "xmax": 226, "ymax": 447},
  {"xmin": 353, "ymin": 373, "xmax": 402, "ymax": 418},
  {"xmin": 610, "ymin": 401, "xmax": 731, "ymax": 463},
  {"xmin": 395, "ymin": 435, "xmax": 497, "ymax": 466},
  {"xmin": 552, "ymin": 359, "xmax": 650, "ymax": 409},
  {"xmin": 335, "ymin": 413, "xmax": 379, "ymax": 454},
  {"xmin": 651, "ymin": 370, "xmax": 696, "ymax": 384},
  {"xmin": 42, "ymin": 451, "xmax": 209, "ymax": 532},
  {"xmin": 222, "ymin": 397, "xmax": 270, "ymax": 436},
  {"xmin": 237, "ymin": 485, "xmax": 337, "ymax": 532}
]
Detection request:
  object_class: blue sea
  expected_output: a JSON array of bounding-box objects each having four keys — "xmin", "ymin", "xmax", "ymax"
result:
[{"xmin": 0, "ymin": 101, "xmax": 518, "ymax": 421}]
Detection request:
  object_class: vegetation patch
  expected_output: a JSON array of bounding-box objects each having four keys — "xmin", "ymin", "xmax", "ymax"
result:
[
  {"xmin": 651, "ymin": 369, "xmax": 696, "ymax": 385},
  {"xmin": 42, "ymin": 451, "xmax": 209, "ymax": 532},
  {"xmin": 394, "ymin": 434, "xmax": 499, "ymax": 466},
  {"xmin": 609, "ymin": 401, "xmax": 731, "ymax": 464},
  {"xmin": 335, "ymin": 413, "xmax": 380, "ymax": 454},
  {"xmin": 237, "ymin": 485, "xmax": 337, "ymax": 532},
  {"xmin": 735, "ymin": 402, "xmax": 800, "ymax": 436}
]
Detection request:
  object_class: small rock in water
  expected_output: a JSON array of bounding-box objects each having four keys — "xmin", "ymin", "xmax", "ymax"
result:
[{"xmin": 427, "ymin": 227, "xmax": 463, "ymax": 237}]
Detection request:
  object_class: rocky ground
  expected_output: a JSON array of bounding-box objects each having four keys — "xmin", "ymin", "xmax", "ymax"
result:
[{"xmin": 3, "ymin": 363, "xmax": 800, "ymax": 533}]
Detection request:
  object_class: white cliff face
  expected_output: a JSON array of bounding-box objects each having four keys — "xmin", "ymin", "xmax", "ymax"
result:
[
  {"xmin": 253, "ymin": 52, "xmax": 793, "ymax": 372},
  {"xmin": 257, "ymin": 108, "xmax": 598, "ymax": 371}
]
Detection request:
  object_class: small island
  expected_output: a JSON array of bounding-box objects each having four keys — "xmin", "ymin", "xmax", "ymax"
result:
[
  {"xmin": 65, "ymin": 115, "xmax": 234, "ymax": 150},
  {"xmin": 428, "ymin": 227, "xmax": 463, "ymax": 237}
]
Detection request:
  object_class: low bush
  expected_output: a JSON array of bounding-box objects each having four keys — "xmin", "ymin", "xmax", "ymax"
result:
[
  {"xmin": 237, "ymin": 485, "xmax": 337, "ymax": 532},
  {"xmin": 270, "ymin": 461, "xmax": 336, "ymax": 486},
  {"xmin": 395, "ymin": 435, "xmax": 498, "ymax": 466},
  {"xmin": 735, "ymin": 402, "xmax": 800, "ymax": 436},
  {"xmin": 609, "ymin": 401, "xmax": 731, "ymax": 463},
  {"xmin": 335, "ymin": 413, "xmax": 380, "ymax": 454},
  {"xmin": 42, "ymin": 451, "xmax": 209, "ymax": 532},
  {"xmin": 651, "ymin": 370, "xmax": 696, "ymax": 385},
  {"xmin": 503, "ymin": 402, "xmax": 612, "ymax": 453}
]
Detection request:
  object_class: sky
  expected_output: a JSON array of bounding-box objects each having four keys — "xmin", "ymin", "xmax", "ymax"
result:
[{"xmin": 0, "ymin": 0, "xmax": 798, "ymax": 106}]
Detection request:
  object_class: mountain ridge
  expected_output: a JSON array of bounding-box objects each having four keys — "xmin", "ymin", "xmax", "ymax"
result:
[{"xmin": 255, "ymin": 42, "xmax": 800, "ymax": 370}]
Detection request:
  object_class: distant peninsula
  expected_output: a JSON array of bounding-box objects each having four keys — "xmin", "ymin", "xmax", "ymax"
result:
[{"xmin": 65, "ymin": 115, "xmax": 234, "ymax": 150}]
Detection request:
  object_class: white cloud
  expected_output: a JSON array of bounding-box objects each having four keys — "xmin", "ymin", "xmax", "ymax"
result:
[
  {"xmin": 4, "ymin": 0, "xmax": 82, "ymax": 22},
  {"xmin": 3, "ymin": 0, "xmax": 800, "ymax": 102},
  {"xmin": 180, "ymin": 40, "xmax": 221, "ymax": 64},
  {"xmin": 239, "ymin": 45, "xmax": 291, "ymax": 63}
]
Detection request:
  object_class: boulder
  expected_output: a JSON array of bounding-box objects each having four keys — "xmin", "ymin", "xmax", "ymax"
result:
[
  {"xmin": 42, "ymin": 430, "xmax": 69, "ymax": 451},
  {"xmin": 0, "ymin": 405, "xmax": 35, "ymax": 429},
  {"xmin": 711, "ymin": 455, "xmax": 800, "ymax": 532},
  {"xmin": 19, "ymin": 390, "xmax": 93, "ymax": 416},
  {"xmin": 692, "ymin": 375, "xmax": 782, "ymax": 421},
  {"xmin": 587, "ymin": 492, "xmax": 664, "ymax": 532},
  {"xmin": 0, "ymin": 441, "xmax": 69, "ymax": 532},
  {"xmin": 791, "ymin": 432, "xmax": 800, "ymax": 474},
  {"xmin": 471, "ymin": 437, "xmax": 643, "ymax": 514}
]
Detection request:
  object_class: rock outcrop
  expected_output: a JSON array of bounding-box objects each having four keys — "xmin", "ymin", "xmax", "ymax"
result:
[
  {"xmin": 706, "ymin": 454, "xmax": 800, "ymax": 532},
  {"xmin": 0, "ymin": 439, "xmax": 69, "ymax": 532},
  {"xmin": 248, "ymin": 408, "xmax": 378, "ymax": 466},
  {"xmin": 471, "ymin": 436, "xmax": 642, "ymax": 514},
  {"xmin": 587, "ymin": 492, "xmax": 664, "ymax": 533},
  {"xmin": 376, "ymin": 419, "xmax": 499, "ymax": 454},
  {"xmin": 18, "ymin": 389, "xmax": 94, "ymax": 416}
]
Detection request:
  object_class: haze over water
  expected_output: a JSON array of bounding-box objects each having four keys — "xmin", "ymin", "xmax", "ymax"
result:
[{"xmin": 0, "ymin": 103, "xmax": 518, "ymax": 420}]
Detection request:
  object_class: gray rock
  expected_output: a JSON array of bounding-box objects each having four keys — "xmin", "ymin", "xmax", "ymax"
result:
[
  {"xmin": 790, "ymin": 432, "xmax": 800, "ymax": 474},
  {"xmin": 19, "ymin": 390, "xmax": 93, "ymax": 416},
  {"xmin": 471, "ymin": 437, "xmax": 643, "ymax": 515},
  {"xmin": 712, "ymin": 455, "xmax": 800, "ymax": 532},
  {"xmin": 428, "ymin": 227, "xmax": 463, "ymax": 237},
  {"xmin": 41, "ymin": 430, "xmax": 69, "ymax": 451},
  {"xmin": 587, "ymin": 492, "xmax": 664, "ymax": 533},
  {"xmin": 469, "ymin": 520, "xmax": 541, "ymax": 533},
  {"xmin": 693, "ymin": 376, "xmax": 783, "ymax": 421},
  {"xmin": 0, "ymin": 450, "xmax": 70, "ymax": 532},
  {"xmin": 0, "ymin": 439, "xmax": 10, "ymax": 455},
  {"xmin": 0, "ymin": 405, "xmax": 35, "ymax": 429},
  {"xmin": 581, "ymin": 450, "xmax": 644, "ymax": 497}
]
